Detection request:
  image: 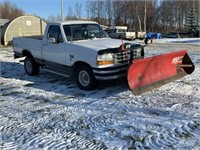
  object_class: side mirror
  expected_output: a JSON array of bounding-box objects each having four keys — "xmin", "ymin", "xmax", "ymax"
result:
[{"xmin": 47, "ymin": 37, "xmax": 56, "ymax": 43}]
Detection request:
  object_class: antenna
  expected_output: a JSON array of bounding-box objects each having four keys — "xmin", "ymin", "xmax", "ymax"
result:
[{"xmin": 61, "ymin": 0, "xmax": 64, "ymax": 21}]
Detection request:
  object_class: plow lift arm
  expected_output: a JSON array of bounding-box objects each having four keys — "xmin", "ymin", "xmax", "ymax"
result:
[{"xmin": 127, "ymin": 50, "xmax": 195, "ymax": 95}]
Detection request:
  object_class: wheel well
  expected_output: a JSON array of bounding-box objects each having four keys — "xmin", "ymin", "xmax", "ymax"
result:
[
  {"xmin": 22, "ymin": 50, "xmax": 33, "ymax": 58},
  {"xmin": 72, "ymin": 61, "xmax": 91, "ymax": 73}
]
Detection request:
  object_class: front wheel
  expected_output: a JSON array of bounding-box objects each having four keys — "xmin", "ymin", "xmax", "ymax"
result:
[
  {"xmin": 24, "ymin": 56, "xmax": 40, "ymax": 76},
  {"xmin": 74, "ymin": 64, "xmax": 97, "ymax": 90}
]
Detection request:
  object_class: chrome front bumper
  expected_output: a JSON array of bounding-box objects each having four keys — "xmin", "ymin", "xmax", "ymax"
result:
[{"xmin": 93, "ymin": 63, "xmax": 129, "ymax": 80}]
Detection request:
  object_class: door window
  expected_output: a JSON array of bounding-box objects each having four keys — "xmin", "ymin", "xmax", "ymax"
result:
[{"xmin": 47, "ymin": 25, "xmax": 63, "ymax": 43}]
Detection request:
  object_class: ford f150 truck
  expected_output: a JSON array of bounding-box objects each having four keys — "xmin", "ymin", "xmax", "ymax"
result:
[{"xmin": 13, "ymin": 21, "xmax": 144, "ymax": 90}]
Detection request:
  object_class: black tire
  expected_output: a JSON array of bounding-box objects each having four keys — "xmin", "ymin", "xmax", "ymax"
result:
[
  {"xmin": 24, "ymin": 56, "xmax": 40, "ymax": 76},
  {"xmin": 144, "ymin": 38, "xmax": 148, "ymax": 44},
  {"xmin": 74, "ymin": 64, "xmax": 97, "ymax": 90}
]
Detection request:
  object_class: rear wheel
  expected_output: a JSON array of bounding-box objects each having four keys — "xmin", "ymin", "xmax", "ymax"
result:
[
  {"xmin": 119, "ymin": 35, "xmax": 122, "ymax": 39},
  {"xmin": 24, "ymin": 56, "xmax": 39, "ymax": 76},
  {"xmin": 74, "ymin": 64, "xmax": 96, "ymax": 90}
]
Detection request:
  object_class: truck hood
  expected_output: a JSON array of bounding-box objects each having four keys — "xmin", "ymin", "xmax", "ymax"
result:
[{"xmin": 71, "ymin": 38, "xmax": 128, "ymax": 51}]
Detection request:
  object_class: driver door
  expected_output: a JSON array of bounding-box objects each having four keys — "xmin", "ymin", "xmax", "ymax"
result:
[{"xmin": 43, "ymin": 25, "xmax": 66, "ymax": 65}]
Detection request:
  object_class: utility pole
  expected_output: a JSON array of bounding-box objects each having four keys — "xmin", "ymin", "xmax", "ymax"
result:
[{"xmin": 61, "ymin": 0, "xmax": 64, "ymax": 21}]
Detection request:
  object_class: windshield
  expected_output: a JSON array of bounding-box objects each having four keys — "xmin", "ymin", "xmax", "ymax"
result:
[{"xmin": 63, "ymin": 24, "xmax": 108, "ymax": 41}]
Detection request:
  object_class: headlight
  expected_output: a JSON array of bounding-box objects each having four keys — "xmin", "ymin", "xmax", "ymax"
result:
[{"xmin": 97, "ymin": 53, "xmax": 114, "ymax": 65}]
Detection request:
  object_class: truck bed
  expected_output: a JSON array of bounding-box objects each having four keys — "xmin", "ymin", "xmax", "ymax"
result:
[
  {"xmin": 13, "ymin": 36, "xmax": 43, "ymax": 59},
  {"xmin": 20, "ymin": 35, "xmax": 43, "ymax": 40}
]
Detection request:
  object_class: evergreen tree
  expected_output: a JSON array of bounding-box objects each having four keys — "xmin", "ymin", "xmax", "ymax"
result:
[{"xmin": 185, "ymin": 6, "xmax": 199, "ymax": 32}]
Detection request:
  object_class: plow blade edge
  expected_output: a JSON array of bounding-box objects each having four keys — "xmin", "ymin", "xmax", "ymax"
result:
[{"xmin": 127, "ymin": 50, "xmax": 195, "ymax": 95}]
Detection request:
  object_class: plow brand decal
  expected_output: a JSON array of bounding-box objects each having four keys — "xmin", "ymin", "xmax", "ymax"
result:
[{"xmin": 172, "ymin": 56, "xmax": 183, "ymax": 65}]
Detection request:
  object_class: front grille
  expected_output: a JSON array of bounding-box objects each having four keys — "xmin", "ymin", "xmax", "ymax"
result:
[
  {"xmin": 115, "ymin": 51, "xmax": 131, "ymax": 64},
  {"xmin": 114, "ymin": 48, "xmax": 142, "ymax": 64}
]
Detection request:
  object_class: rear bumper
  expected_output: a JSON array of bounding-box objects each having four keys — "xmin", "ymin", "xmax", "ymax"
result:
[
  {"xmin": 93, "ymin": 63, "xmax": 129, "ymax": 80},
  {"xmin": 125, "ymin": 36, "xmax": 135, "ymax": 40}
]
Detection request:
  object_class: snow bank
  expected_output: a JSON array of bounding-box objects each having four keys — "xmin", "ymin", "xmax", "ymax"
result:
[{"xmin": 154, "ymin": 38, "xmax": 200, "ymax": 44}]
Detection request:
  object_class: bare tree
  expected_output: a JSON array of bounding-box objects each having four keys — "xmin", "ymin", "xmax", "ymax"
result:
[
  {"xmin": 87, "ymin": 0, "xmax": 107, "ymax": 25},
  {"xmin": 85, "ymin": 0, "xmax": 90, "ymax": 20},
  {"xmin": 146, "ymin": 0, "xmax": 157, "ymax": 32},
  {"xmin": 0, "ymin": 1, "xmax": 23, "ymax": 20},
  {"xmin": 131, "ymin": 1, "xmax": 144, "ymax": 32},
  {"xmin": 66, "ymin": 6, "xmax": 76, "ymax": 20},
  {"xmin": 75, "ymin": 2, "xmax": 82, "ymax": 19},
  {"xmin": 105, "ymin": 0, "xmax": 112, "ymax": 26},
  {"xmin": 112, "ymin": 0, "xmax": 125, "ymax": 26},
  {"xmin": 47, "ymin": 14, "xmax": 57, "ymax": 22}
]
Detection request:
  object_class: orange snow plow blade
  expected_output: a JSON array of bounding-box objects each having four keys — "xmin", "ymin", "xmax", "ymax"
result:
[{"xmin": 127, "ymin": 50, "xmax": 195, "ymax": 95}]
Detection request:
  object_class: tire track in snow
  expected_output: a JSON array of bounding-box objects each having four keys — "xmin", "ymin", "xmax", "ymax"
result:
[
  {"xmin": 0, "ymin": 110, "xmax": 107, "ymax": 149},
  {"xmin": 0, "ymin": 92, "xmax": 107, "ymax": 149},
  {"xmin": 95, "ymin": 101, "xmax": 200, "ymax": 150},
  {"xmin": 1, "ymin": 86, "xmax": 200, "ymax": 149},
  {"xmin": 127, "ymin": 120, "xmax": 200, "ymax": 149}
]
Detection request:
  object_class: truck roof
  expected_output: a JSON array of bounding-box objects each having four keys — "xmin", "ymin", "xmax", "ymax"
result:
[
  {"xmin": 109, "ymin": 26, "xmax": 127, "ymax": 30},
  {"xmin": 47, "ymin": 20, "xmax": 98, "ymax": 25}
]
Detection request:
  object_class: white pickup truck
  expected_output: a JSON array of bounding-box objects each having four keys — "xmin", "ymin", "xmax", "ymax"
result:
[
  {"xmin": 128, "ymin": 29, "xmax": 146, "ymax": 40},
  {"xmin": 13, "ymin": 21, "xmax": 144, "ymax": 90},
  {"xmin": 108, "ymin": 28, "xmax": 136, "ymax": 40},
  {"xmin": 108, "ymin": 28, "xmax": 146, "ymax": 40}
]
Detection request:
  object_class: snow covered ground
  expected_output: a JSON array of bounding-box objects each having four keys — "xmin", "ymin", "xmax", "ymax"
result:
[
  {"xmin": 154, "ymin": 38, "xmax": 200, "ymax": 45},
  {"xmin": 1, "ymin": 39, "xmax": 200, "ymax": 149}
]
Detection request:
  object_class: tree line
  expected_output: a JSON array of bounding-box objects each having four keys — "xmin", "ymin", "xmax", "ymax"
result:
[
  {"xmin": 89, "ymin": 0, "xmax": 200, "ymax": 33},
  {"xmin": 1, "ymin": 0, "xmax": 199, "ymax": 33},
  {"xmin": 48, "ymin": 0, "xmax": 199, "ymax": 33},
  {"xmin": 0, "ymin": 1, "xmax": 24, "ymax": 20}
]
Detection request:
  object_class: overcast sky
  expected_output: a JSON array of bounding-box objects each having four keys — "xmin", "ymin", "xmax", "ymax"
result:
[{"xmin": 4, "ymin": 0, "xmax": 87, "ymax": 19}]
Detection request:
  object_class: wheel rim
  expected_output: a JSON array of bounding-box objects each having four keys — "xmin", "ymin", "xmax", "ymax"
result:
[
  {"xmin": 25, "ymin": 60, "xmax": 33, "ymax": 73},
  {"xmin": 78, "ymin": 70, "xmax": 90, "ymax": 87}
]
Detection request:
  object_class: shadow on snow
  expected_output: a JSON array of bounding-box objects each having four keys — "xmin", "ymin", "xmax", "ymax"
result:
[{"xmin": 1, "ymin": 61, "xmax": 129, "ymax": 99}]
